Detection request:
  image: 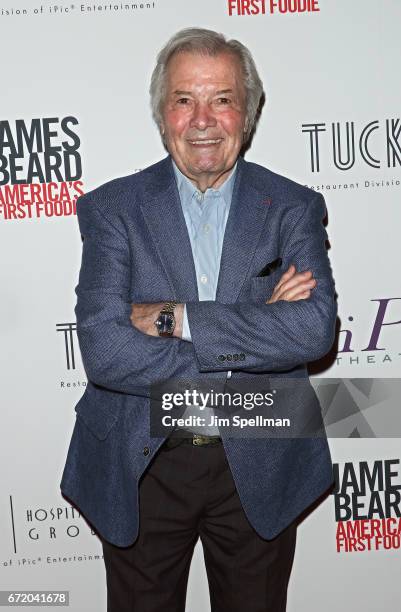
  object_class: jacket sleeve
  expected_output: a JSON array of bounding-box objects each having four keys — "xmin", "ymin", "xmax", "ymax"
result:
[
  {"xmin": 185, "ymin": 193, "xmax": 337, "ymax": 372},
  {"xmin": 74, "ymin": 193, "xmax": 218, "ymax": 397}
]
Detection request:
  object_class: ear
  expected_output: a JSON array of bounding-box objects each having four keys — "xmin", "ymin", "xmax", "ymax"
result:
[{"xmin": 159, "ymin": 122, "xmax": 167, "ymax": 146}]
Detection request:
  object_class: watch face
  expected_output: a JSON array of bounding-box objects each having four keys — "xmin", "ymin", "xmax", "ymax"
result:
[{"xmin": 156, "ymin": 312, "xmax": 175, "ymax": 334}]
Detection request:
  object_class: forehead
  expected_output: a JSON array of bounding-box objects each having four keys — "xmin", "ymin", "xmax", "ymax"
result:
[{"xmin": 165, "ymin": 51, "xmax": 244, "ymax": 90}]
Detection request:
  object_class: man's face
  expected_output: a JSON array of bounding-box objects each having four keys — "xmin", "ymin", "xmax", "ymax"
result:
[{"xmin": 160, "ymin": 51, "xmax": 248, "ymax": 191}]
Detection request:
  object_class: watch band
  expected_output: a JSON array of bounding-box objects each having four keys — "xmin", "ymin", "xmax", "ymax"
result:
[{"xmin": 162, "ymin": 300, "xmax": 177, "ymax": 314}]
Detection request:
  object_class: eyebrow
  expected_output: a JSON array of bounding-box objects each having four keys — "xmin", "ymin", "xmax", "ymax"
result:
[{"xmin": 172, "ymin": 89, "xmax": 234, "ymax": 96}]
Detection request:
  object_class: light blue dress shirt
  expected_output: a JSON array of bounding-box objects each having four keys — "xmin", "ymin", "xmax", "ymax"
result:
[{"xmin": 172, "ymin": 159, "xmax": 237, "ymax": 434}]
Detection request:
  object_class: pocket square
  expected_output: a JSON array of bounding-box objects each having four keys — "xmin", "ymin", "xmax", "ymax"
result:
[{"xmin": 256, "ymin": 257, "xmax": 282, "ymax": 277}]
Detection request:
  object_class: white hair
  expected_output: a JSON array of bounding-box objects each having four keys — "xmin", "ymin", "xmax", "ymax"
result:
[{"xmin": 149, "ymin": 27, "xmax": 264, "ymax": 141}]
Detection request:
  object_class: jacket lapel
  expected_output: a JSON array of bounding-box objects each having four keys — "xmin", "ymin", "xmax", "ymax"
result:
[
  {"xmin": 216, "ymin": 156, "xmax": 273, "ymax": 303},
  {"xmin": 139, "ymin": 157, "xmax": 199, "ymax": 301}
]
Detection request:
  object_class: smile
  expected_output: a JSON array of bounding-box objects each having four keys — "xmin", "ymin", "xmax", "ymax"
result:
[{"xmin": 187, "ymin": 139, "xmax": 223, "ymax": 145}]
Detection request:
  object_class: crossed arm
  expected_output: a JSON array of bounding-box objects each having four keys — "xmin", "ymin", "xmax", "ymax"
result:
[
  {"xmin": 75, "ymin": 192, "xmax": 337, "ymax": 396},
  {"xmin": 130, "ymin": 264, "xmax": 318, "ymax": 339}
]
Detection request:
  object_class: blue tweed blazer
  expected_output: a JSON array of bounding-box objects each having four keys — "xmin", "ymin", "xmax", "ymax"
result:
[{"xmin": 60, "ymin": 154, "xmax": 337, "ymax": 546}]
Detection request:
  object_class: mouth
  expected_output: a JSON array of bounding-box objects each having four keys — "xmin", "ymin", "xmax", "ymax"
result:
[{"xmin": 187, "ymin": 138, "xmax": 223, "ymax": 146}]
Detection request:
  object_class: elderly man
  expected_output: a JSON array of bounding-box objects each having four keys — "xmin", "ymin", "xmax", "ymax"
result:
[{"xmin": 61, "ymin": 27, "xmax": 337, "ymax": 612}]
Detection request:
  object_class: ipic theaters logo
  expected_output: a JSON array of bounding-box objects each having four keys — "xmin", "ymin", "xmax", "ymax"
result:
[
  {"xmin": 0, "ymin": 116, "xmax": 83, "ymax": 221},
  {"xmin": 336, "ymin": 298, "xmax": 401, "ymax": 367},
  {"xmin": 333, "ymin": 459, "xmax": 401, "ymax": 553},
  {"xmin": 228, "ymin": 0, "xmax": 319, "ymax": 16},
  {"xmin": 302, "ymin": 119, "xmax": 401, "ymax": 172}
]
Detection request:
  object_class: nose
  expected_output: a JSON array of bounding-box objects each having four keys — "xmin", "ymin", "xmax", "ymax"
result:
[{"xmin": 189, "ymin": 102, "xmax": 217, "ymax": 131}]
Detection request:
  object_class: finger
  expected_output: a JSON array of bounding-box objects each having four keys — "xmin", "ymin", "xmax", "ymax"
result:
[
  {"xmin": 280, "ymin": 285, "xmax": 314, "ymax": 301},
  {"xmin": 274, "ymin": 268, "xmax": 313, "ymax": 294},
  {"xmin": 273, "ymin": 264, "xmax": 297, "ymax": 291},
  {"xmin": 277, "ymin": 263, "xmax": 296, "ymax": 282},
  {"xmin": 275, "ymin": 272, "xmax": 314, "ymax": 295},
  {"xmin": 289, "ymin": 290, "xmax": 312, "ymax": 300},
  {"xmin": 273, "ymin": 277, "xmax": 316, "ymax": 301},
  {"xmin": 267, "ymin": 289, "xmax": 311, "ymax": 304}
]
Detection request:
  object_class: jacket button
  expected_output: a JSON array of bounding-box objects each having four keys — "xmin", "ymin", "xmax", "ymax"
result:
[
  {"xmin": 218, "ymin": 354, "xmax": 226, "ymax": 362},
  {"xmin": 143, "ymin": 446, "xmax": 150, "ymax": 456}
]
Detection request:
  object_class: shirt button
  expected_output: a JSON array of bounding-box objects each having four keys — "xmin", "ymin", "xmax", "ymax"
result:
[
  {"xmin": 200, "ymin": 274, "xmax": 208, "ymax": 284},
  {"xmin": 203, "ymin": 224, "xmax": 211, "ymax": 233}
]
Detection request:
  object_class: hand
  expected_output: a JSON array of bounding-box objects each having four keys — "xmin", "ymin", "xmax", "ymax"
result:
[
  {"xmin": 130, "ymin": 302, "xmax": 184, "ymax": 338},
  {"xmin": 267, "ymin": 264, "xmax": 316, "ymax": 304}
]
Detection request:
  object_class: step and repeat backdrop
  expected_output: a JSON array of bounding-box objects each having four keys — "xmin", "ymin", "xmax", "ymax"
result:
[{"xmin": 1, "ymin": 0, "xmax": 400, "ymax": 610}]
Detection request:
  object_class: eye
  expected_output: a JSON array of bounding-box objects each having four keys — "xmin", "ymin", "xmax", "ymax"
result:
[
  {"xmin": 216, "ymin": 97, "xmax": 231, "ymax": 105},
  {"xmin": 177, "ymin": 98, "xmax": 191, "ymax": 105}
]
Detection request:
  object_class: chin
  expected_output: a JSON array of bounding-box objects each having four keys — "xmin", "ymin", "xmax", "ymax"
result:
[{"xmin": 191, "ymin": 158, "xmax": 224, "ymax": 172}]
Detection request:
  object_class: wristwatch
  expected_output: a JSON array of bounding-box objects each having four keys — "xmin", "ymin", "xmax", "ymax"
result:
[{"xmin": 154, "ymin": 301, "xmax": 177, "ymax": 337}]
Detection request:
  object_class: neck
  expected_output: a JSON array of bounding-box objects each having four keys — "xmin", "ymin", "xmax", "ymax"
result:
[{"xmin": 182, "ymin": 165, "xmax": 237, "ymax": 193}]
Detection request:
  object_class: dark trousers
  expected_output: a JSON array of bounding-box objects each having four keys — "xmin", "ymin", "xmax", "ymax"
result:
[{"xmin": 101, "ymin": 438, "xmax": 297, "ymax": 612}]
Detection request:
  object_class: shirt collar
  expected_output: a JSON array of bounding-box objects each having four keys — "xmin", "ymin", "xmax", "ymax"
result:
[{"xmin": 172, "ymin": 158, "xmax": 238, "ymax": 206}]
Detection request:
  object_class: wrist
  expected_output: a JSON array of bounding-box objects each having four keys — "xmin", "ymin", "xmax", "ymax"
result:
[{"xmin": 172, "ymin": 303, "xmax": 184, "ymax": 338}]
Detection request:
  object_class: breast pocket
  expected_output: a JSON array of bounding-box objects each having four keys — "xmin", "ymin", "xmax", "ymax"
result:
[{"xmin": 250, "ymin": 268, "xmax": 283, "ymax": 301}]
